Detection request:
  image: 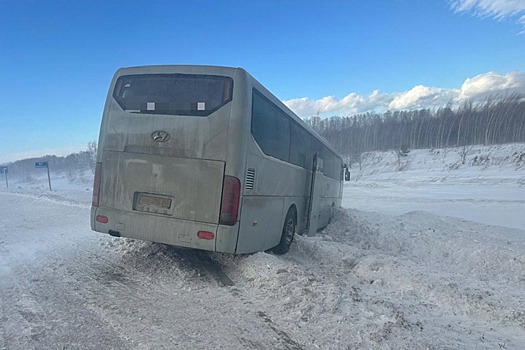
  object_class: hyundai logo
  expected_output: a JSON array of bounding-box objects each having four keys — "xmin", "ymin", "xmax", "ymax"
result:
[{"xmin": 151, "ymin": 130, "xmax": 171, "ymax": 142}]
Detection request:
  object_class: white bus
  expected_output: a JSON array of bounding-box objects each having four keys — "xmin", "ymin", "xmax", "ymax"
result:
[{"xmin": 91, "ymin": 65, "xmax": 347, "ymax": 254}]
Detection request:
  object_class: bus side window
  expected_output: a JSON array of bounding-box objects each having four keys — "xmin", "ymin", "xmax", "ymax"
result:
[
  {"xmin": 251, "ymin": 89, "xmax": 290, "ymax": 162},
  {"xmin": 291, "ymin": 122, "xmax": 311, "ymax": 169}
]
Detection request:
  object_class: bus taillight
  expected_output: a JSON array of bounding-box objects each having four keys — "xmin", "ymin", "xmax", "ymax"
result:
[
  {"xmin": 219, "ymin": 175, "xmax": 240, "ymax": 226},
  {"xmin": 92, "ymin": 162, "xmax": 102, "ymax": 207}
]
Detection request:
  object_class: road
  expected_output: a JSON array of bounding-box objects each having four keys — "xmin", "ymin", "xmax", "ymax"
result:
[{"xmin": 0, "ymin": 193, "xmax": 300, "ymax": 350}]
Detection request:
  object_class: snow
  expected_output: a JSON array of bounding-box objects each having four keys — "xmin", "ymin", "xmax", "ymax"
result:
[
  {"xmin": 344, "ymin": 143, "xmax": 525, "ymax": 230},
  {"xmin": 1, "ymin": 144, "xmax": 524, "ymax": 349}
]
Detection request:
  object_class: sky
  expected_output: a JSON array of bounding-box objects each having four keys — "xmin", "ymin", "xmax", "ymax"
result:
[{"xmin": 1, "ymin": 0, "xmax": 525, "ymax": 164}]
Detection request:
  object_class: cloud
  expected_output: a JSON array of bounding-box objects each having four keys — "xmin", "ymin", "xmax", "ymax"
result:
[
  {"xmin": 458, "ymin": 71, "xmax": 525, "ymax": 100},
  {"xmin": 285, "ymin": 90, "xmax": 395, "ymax": 117},
  {"xmin": 449, "ymin": 0, "xmax": 525, "ymax": 29},
  {"xmin": 283, "ymin": 71, "xmax": 525, "ymax": 117},
  {"xmin": 388, "ymin": 85, "xmax": 459, "ymax": 110}
]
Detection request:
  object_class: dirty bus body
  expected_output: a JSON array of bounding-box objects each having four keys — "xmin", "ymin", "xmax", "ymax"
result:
[{"xmin": 91, "ymin": 65, "xmax": 344, "ymax": 254}]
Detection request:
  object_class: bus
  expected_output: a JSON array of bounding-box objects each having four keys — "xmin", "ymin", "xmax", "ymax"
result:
[{"xmin": 91, "ymin": 65, "xmax": 347, "ymax": 254}]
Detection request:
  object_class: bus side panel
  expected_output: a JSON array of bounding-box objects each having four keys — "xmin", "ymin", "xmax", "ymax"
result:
[
  {"xmin": 237, "ymin": 151, "xmax": 310, "ymax": 253},
  {"xmin": 236, "ymin": 196, "xmax": 284, "ymax": 254}
]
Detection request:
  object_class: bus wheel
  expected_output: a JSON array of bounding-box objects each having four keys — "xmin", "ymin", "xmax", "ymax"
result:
[{"xmin": 272, "ymin": 209, "xmax": 296, "ymax": 255}]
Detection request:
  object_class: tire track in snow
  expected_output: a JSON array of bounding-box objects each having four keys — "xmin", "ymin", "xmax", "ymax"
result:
[{"xmin": 0, "ymin": 192, "xmax": 301, "ymax": 350}]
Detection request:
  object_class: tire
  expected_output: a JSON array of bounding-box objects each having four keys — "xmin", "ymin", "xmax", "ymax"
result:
[{"xmin": 272, "ymin": 209, "xmax": 296, "ymax": 255}]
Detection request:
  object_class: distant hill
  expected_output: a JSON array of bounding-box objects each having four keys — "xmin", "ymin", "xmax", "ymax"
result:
[{"xmin": 3, "ymin": 144, "xmax": 96, "ymax": 180}]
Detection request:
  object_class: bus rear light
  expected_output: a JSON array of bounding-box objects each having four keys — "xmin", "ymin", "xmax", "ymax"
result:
[
  {"xmin": 92, "ymin": 162, "xmax": 102, "ymax": 207},
  {"xmin": 96, "ymin": 215, "xmax": 109, "ymax": 223},
  {"xmin": 197, "ymin": 231, "xmax": 215, "ymax": 240},
  {"xmin": 219, "ymin": 175, "xmax": 240, "ymax": 226}
]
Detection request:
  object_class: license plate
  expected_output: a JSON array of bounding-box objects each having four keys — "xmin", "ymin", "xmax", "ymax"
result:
[{"xmin": 137, "ymin": 194, "xmax": 172, "ymax": 209}]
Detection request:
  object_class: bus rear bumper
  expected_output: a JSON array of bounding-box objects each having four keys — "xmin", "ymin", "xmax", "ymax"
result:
[{"xmin": 91, "ymin": 207, "xmax": 238, "ymax": 253}]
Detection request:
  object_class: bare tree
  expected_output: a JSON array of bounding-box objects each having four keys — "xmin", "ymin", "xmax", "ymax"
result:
[{"xmin": 458, "ymin": 145, "xmax": 474, "ymax": 165}]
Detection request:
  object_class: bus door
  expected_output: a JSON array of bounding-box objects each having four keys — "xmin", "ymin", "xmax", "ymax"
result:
[{"xmin": 307, "ymin": 154, "xmax": 323, "ymax": 236}]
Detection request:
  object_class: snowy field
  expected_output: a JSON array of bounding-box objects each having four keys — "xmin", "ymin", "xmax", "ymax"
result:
[
  {"xmin": 1, "ymin": 144, "xmax": 524, "ymax": 349},
  {"xmin": 344, "ymin": 143, "xmax": 525, "ymax": 230}
]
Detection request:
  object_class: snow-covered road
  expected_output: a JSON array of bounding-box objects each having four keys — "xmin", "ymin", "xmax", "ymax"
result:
[{"xmin": 0, "ymin": 193, "xmax": 301, "ymax": 349}]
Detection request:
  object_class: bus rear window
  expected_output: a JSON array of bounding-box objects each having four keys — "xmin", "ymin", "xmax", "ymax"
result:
[{"xmin": 113, "ymin": 74, "xmax": 233, "ymax": 116}]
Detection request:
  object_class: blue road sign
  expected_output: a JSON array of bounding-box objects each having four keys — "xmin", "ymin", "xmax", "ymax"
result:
[
  {"xmin": 35, "ymin": 162, "xmax": 48, "ymax": 168},
  {"xmin": 0, "ymin": 167, "xmax": 7, "ymax": 174}
]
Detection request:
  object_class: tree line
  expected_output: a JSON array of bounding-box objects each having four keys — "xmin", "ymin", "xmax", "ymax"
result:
[
  {"xmin": 305, "ymin": 95, "xmax": 525, "ymax": 159},
  {"xmin": 3, "ymin": 142, "xmax": 97, "ymax": 180}
]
